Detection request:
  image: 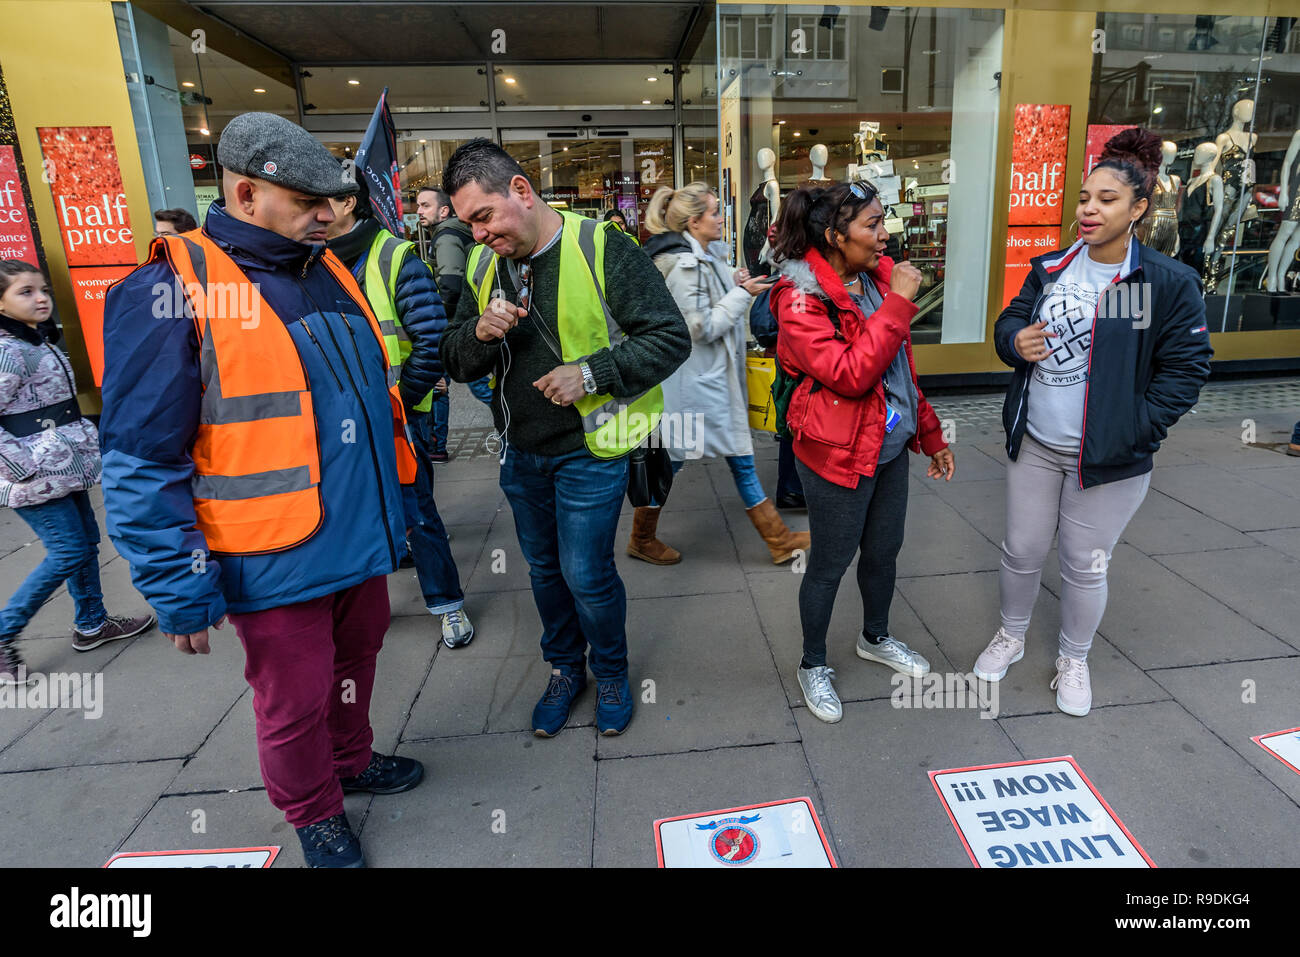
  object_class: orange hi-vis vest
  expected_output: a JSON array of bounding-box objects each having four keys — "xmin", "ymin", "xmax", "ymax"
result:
[{"xmin": 152, "ymin": 229, "xmax": 417, "ymax": 556}]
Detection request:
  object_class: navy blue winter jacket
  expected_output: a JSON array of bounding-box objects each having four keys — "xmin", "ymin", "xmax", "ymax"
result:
[
  {"xmin": 99, "ymin": 201, "xmax": 407, "ymax": 634},
  {"xmin": 994, "ymin": 237, "xmax": 1213, "ymax": 489},
  {"xmin": 326, "ymin": 216, "xmax": 447, "ymax": 410}
]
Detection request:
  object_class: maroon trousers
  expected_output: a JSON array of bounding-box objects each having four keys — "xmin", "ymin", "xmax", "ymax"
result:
[{"xmin": 228, "ymin": 575, "xmax": 389, "ymax": 828}]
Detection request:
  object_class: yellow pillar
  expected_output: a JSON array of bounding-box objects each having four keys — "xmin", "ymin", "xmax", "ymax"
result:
[{"xmin": 0, "ymin": 0, "xmax": 153, "ymax": 412}]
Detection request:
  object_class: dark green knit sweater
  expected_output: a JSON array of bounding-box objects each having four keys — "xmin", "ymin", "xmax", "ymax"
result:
[{"xmin": 441, "ymin": 223, "xmax": 690, "ymax": 457}]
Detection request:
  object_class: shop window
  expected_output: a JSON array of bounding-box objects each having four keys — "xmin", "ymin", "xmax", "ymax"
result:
[
  {"xmin": 1089, "ymin": 14, "xmax": 1299, "ymax": 332},
  {"xmin": 719, "ymin": 3, "xmax": 1005, "ymax": 345}
]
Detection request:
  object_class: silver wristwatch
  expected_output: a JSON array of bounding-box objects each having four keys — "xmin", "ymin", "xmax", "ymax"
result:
[{"xmin": 579, "ymin": 361, "xmax": 597, "ymax": 395}]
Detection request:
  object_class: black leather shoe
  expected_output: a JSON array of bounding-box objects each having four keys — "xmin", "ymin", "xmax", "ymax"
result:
[
  {"xmin": 340, "ymin": 752, "xmax": 424, "ymax": 795},
  {"xmin": 775, "ymin": 493, "xmax": 807, "ymax": 510}
]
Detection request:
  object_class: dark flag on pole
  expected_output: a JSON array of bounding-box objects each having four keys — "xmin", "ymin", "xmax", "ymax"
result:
[{"xmin": 355, "ymin": 87, "xmax": 404, "ymax": 235}]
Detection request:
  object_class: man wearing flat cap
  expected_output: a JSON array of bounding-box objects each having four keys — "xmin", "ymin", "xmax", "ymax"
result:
[{"xmin": 101, "ymin": 112, "xmax": 424, "ymax": 868}]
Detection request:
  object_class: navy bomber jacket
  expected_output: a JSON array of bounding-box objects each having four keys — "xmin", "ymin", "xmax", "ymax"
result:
[{"xmin": 993, "ymin": 237, "xmax": 1213, "ymax": 489}]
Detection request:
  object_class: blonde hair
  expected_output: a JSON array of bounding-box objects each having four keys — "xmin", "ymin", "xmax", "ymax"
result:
[{"xmin": 645, "ymin": 182, "xmax": 714, "ymax": 235}]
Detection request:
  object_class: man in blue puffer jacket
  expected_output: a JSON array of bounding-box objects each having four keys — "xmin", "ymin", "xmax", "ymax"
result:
[
  {"xmin": 325, "ymin": 191, "xmax": 475, "ymax": 650},
  {"xmin": 100, "ymin": 112, "xmax": 424, "ymax": 868}
]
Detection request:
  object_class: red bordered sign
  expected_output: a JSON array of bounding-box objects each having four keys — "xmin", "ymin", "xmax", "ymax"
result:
[
  {"xmin": 104, "ymin": 846, "xmax": 280, "ymax": 868},
  {"xmin": 1253, "ymin": 727, "xmax": 1300, "ymax": 777},
  {"xmin": 930, "ymin": 755, "xmax": 1154, "ymax": 868},
  {"xmin": 654, "ymin": 796, "xmax": 836, "ymax": 868}
]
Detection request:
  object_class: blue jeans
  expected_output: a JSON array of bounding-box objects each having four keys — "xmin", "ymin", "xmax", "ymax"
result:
[
  {"xmin": 430, "ymin": 391, "xmax": 449, "ymax": 455},
  {"xmin": 468, "ymin": 375, "xmax": 494, "ymax": 405},
  {"xmin": 1, "ymin": 490, "xmax": 106, "ymax": 639},
  {"xmin": 404, "ymin": 411, "xmax": 464, "ymax": 614},
  {"xmin": 499, "ymin": 443, "xmax": 629, "ymax": 679},
  {"xmin": 671, "ymin": 454, "xmax": 767, "ymax": 509}
]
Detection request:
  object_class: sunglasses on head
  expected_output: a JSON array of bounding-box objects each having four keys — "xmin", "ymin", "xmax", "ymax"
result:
[{"xmin": 831, "ymin": 181, "xmax": 878, "ymax": 231}]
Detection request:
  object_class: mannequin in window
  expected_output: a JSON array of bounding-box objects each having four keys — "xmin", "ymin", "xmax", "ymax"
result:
[
  {"xmin": 743, "ymin": 147, "xmax": 780, "ymax": 272},
  {"xmin": 1136, "ymin": 140, "xmax": 1181, "ymax": 257},
  {"xmin": 1265, "ymin": 129, "xmax": 1300, "ymax": 294},
  {"xmin": 1214, "ymin": 98, "xmax": 1258, "ymax": 250},
  {"xmin": 1178, "ymin": 142, "xmax": 1225, "ymax": 290},
  {"xmin": 808, "ymin": 144, "xmax": 830, "ymax": 183}
]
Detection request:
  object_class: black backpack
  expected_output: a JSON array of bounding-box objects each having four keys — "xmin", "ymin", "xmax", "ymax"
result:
[{"xmin": 772, "ymin": 294, "xmax": 842, "ymax": 440}]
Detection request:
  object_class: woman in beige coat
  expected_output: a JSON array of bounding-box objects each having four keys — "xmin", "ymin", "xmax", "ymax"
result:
[{"xmin": 629, "ymin": 183, "xmax": 810, "ymax": 565}]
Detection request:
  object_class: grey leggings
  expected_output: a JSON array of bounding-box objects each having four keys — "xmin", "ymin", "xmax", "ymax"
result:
[{"xmin": 1000, "ymin": 434, "xmax": 1151, "ymax": 659}]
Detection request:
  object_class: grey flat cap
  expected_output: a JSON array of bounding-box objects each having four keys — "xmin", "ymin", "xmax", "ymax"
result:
[{"xmin": 217, "ymin": 112, "xmax": 359, "ymax": 198}]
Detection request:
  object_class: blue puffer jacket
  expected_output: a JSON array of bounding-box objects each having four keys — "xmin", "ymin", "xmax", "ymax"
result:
[
  {"xmin": 326, "ymin": 216, "xmax": 446, "ymax": 409},
  {"xmin": 99, "ymin": 201, "xmax": 407, "ymax": 634}
]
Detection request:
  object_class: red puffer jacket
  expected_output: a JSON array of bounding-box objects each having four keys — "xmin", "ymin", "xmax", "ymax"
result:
[{"xmin": 772, "ymin": 247, "xmax": 947, "ymax": 488}]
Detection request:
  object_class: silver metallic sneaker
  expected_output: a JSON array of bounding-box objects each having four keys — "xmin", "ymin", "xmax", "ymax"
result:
[
  {"xmin": 973, "ymin": 628, "xmax": 1024, "ymax": 682},
  {"xmin": 797, "ymin": 665, "xmax": 842, "ymax": 723},
  {"xmin": 440, "ymin": 609, "xmax": 475, "ymax": 649},
  {"xmin": 1051, "ymin": 654, "xmax": 1092, "ymax": 717},
  {"xmin": 855, "ymin": 634, "xmax": 930, "ymax": 677}
]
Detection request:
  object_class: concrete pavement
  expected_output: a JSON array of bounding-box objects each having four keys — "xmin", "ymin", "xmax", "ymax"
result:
[{"xmin": 1, "ymin": 377, "xmax": 1297, "ymax": 867}]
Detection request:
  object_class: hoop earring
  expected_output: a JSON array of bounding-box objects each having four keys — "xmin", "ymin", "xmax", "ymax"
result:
[{"xmin": 1067, "ymin": 219, "xmax": 1078, "ymax": 240}]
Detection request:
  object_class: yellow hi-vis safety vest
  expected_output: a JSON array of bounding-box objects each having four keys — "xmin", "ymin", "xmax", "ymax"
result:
[
  {"xmin": 363, "ymin": 229, "xmax": 435, "ymax": 413},
  {"xmin": 465, "ymin": 211, "xmax": 661, "ymax": 459}
]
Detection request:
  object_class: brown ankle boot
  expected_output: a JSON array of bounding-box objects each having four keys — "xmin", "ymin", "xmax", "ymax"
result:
[
  {"xmin": 627, "ymin": 506, "xmax": 681, "ymax": 565},
  {"xmin": 747, "ymin": 499, "xmax": 811, "ymax": 564}
]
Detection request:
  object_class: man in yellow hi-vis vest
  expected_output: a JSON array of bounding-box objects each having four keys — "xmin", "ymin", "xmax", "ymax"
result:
[
  {"xmin": 441, "ymin": 140, "xmax": 690, "ymax": 738},
  {"xmin": 325, "ymin": 192, "xmax": 475, "ymax": 650}
]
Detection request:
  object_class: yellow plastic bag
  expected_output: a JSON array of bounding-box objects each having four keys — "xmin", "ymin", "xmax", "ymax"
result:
[{"xmin": 746, "ymin": 354, "xmax": 777, "ymax": 433}]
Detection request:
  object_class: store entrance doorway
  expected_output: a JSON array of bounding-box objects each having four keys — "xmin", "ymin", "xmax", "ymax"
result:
[{"xmin": 501, "ymin": 127, "xmax": 674, "ymax": 243}]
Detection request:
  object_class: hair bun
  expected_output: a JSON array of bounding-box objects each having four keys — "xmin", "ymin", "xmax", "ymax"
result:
[{"xmin": 1101, "ymin": 127, "xmax": 1163, "ymax": 174}]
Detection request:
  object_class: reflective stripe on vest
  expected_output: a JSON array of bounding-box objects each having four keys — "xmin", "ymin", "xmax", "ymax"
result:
[
  {"xmin": 363, "ymin": 231, "xmax": 432, "ymax": 413},
  {"xmin": 151, "ymin": 230, "xmax": 417, "ymax": 555},
  {"xmin": 464, "ymin": 211, "xmax": 662, "ymax": 458}
]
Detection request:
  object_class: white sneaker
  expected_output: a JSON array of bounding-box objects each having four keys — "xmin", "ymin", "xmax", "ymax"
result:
[
  {"xmin": 797, "ymin": 665, "xmax": 843, "ymax": 723},
  {"xmin": 1050, "ymin": 655, "xmax": 1092, "ymax": 717},
  {"xmin": 855, "ymin": 634, "xmax": 930, "ymax": 677},
  {"xmin": 441, "ymin": 609, "xmax": 474, "ymax": 649},
  {"xmin": 973, "ymin": 628, "xmax": 1024, "ymax": 682}
]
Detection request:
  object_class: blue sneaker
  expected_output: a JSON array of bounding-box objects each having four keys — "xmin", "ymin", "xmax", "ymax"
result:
[
  {"xmin": 532, "ymin": 669, "xmax": 586, "ymax": 737},
  {"xmin": 296, "ymin": 813, "xmax": 364, "ymax": 868},
  {"xmin": 596, "ymin": 675, "xmax": 633, "ymax": 736}
]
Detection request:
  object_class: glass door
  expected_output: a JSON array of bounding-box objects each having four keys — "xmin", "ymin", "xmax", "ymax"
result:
[{"xmin": 501, "ymin": 127, "xmax": 674, "ymax": 242}]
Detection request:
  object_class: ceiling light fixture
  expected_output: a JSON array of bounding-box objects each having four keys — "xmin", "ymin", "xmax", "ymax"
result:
[
  {"xmin": 642, "ymin": 99, "xmax": 652, "ymax": 104},
  {"xmin": 348, "ymin": 79, "xmax": 360, "ymax": 86},
  {"xmin": 253, "ymin": 88, "xmax": 266, "ymax": 94},
  {"xmin": 182, "ymin": 81, "xmax": 195, "ymax": 88},
  {"xmin": 793, "ymin": 131, "xmax": 801, "ymax": 137},
  {"xmin": 647, "ymin": 77, "xmax": 657, "ymax": 82},
  {"xmin": 199, "ymin": 127, "xmax": 210, "ymax": 136},
  {"xmin": 504, "ymin": 77, "xmax": 516, "ymax": 84}
]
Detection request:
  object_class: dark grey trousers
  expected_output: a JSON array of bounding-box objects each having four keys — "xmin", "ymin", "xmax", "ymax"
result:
[{"xmin": 796, "ymin": 450, "xmax": 910, "ymax": 667}]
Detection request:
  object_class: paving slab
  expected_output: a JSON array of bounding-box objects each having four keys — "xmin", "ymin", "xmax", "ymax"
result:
[
  {"xmin": 614, "ymin": 504, "xmax": 749, "ymax": 599},
  {"xmin": 795, "ymin": 699, "xmax": 1023, "ymax": 866},
  {"xmin": 1119, "ymin": 488, "xmax": 1256, "ymax": 555},
  {"xmin": 1249, "ymin": 527, "xmax": 1300, "ymax": 561},
  {"xmin": 427, "ymin": 474, "xmax": 507, "ymax": 527},
  {"xmin": 117, "ymin": 788, "xmax": 372, "ymax": 868},
  {"xmin": 0, "ymin": 621, "xmax": 247, "ymax": 771},
  {"xmin": 1148, "ymin": 656, "xmax": 1300, "ymax": 805},
  {"xmin": 897, "ymin": 494, "xmax": 1004, "ymax": 578},
  {"xmin": 1000, "ymin": 700, "xmax": 1300, "ymax": 867},
  {"xmin": 464, "ymin": 511, "xmax": 532, "ymax": 594},
  {"xmin": 1157, "ymin": 546, "xmax": 1300, "ymax": 651},
  {"xmin": 596, "ymin": 591, "xmax": 800, "ymax": 759},
  {"xmin": 0, "ymin": 759, "xmax": 183, "ymax": 867},
  {"xmin": 896, "ymin": 570, "xmax": 1168, "ymax": 716},
  {"xmin": 168, "ymin": 689, "xmax": 261, "ymax": 793},
  {"xmin": 593, "ymin": 742, "xmax": 822, "ymax": 867},
  {"xmin": 1150, "ymin": 464, "xmax": 1300, "ymax": 532},
  {"xmin": 1037, "ymin": 544, "xmax": 1293, "ymax": 668},
  {"xmin": 358, "ymin": 733, "xmax": 596, "ymax": 867}
]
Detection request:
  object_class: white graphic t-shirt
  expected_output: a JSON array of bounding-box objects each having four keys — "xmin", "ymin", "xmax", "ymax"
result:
[{"xmin": 1025, "ymin": 247, "xmax": 1120, "ymax": 453}]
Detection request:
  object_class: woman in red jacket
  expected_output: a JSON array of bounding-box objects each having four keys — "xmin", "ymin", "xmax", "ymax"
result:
[{"xmin": 770, "ymin": 182, "xmax": 955, "ymax": 723}]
